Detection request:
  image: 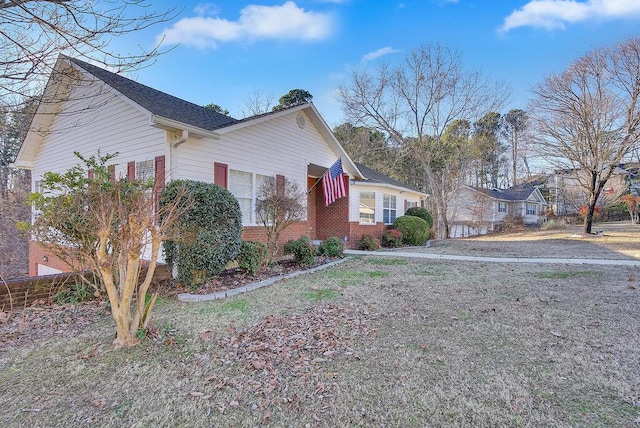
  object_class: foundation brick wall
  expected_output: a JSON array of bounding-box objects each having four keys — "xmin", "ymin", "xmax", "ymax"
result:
[
  {"xmin": 348, "ymin": 222, "xmax": 387, "ymax": 249},
  {"xmin": 28, "ymin": 240, "xmax": 76, "ymax": 276},
  {"xmin": 314, "ymin": 189, "xmax": 350, "ymax": 244}
]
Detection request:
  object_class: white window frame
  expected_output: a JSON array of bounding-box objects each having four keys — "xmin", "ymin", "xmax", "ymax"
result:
[
  {"xmin": 136, "ymin": 160, "xmax": 155, "ymax": 184},
  {"xmin": 359, "ymin": 191, "xmax": 376, "ymax": 225},
  {"xmin": 229, "ymin": 169, "xmax": 274, "ymax": 226},
  {"xmin": 383, "ymin": 193, "xmax": 397, "ymax": 225},
  {"xmin": 526, "ymin": 203, "xmax": 536, "ymax": 215},
  {"xmin": 498, "ymin": 201, "xmax": 507, "ymax": 213}
]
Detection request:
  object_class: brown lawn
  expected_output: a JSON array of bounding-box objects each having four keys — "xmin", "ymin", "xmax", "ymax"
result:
[{"xmin": 0, "ymin": 221, "xmax": 638, "ymax": 427}]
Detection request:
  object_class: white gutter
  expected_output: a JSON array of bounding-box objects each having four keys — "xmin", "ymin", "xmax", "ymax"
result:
[{"xmin": 151, "ymin": 115, "xmax": 221, "ymax": 140}]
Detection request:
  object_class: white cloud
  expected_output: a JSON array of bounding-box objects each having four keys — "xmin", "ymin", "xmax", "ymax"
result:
[
  {"xmin": 362, "ymin": 47, "xmax": 399, "ymax": 62},
  {"xmin": 158, "ymin": 1, "xmax": 335, "ymax": 49},
  {"xmin": 501, "ymin": 0, "xmax": 640, "ymax": 32}
]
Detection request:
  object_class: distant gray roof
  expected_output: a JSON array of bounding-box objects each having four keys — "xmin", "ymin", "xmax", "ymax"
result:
[
  {"xmin": 472, "ymin": 186, "xmax": 538, "ymax": 202},
  {"xmin": 66, "ymin": 56, "xmax": 238, "ymax": 131},
  {"xmin": 355, "ymin": 162, "xmax": 425, "ymax": 194}
]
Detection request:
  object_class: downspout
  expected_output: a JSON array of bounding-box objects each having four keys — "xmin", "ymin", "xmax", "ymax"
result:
[{"xmin": 167, "ymin": 130, "xmax": 188, "ymax": 181}]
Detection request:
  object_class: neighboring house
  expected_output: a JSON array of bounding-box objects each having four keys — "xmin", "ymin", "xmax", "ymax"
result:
[
  {"xmin": 447, "ymin": 185, "xmax": 548, "ymax": 238},
  {"xmin": 13, "ymin": 56, "xmax": 426, "ymax": 276},
  {"xmin": 349, "ymin": 162, "xmax": 428, "ymax": 246},
  {"xmin": 551, "ymin": 164, "xmax": 640, "ymax": 215}
]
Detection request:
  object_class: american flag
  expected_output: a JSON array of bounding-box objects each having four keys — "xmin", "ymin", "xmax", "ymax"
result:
[{"xmin": 322, "ymin": 158, "xmax": 346, "ymax": 206}]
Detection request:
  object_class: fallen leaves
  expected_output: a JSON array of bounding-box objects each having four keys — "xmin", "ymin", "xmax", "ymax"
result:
[{"xmin": 194, "ymin": 302, "xmax": 377, "ymax": 417}]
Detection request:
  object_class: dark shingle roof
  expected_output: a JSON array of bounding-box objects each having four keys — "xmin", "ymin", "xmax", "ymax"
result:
[
  {"xmin": 66, "ymin": 56, "xmax": 238, "ymax": 131},
  {"xmin": 354, "ymin": 162, "xmax": 425, "ymax": 194},
  {"xmin": 472, "ymin": 186, "xmax": 537, "ymax": 202}
]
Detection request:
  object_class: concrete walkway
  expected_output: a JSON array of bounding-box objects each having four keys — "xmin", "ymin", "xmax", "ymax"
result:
[{"xmin": 344, "ymin": 249, "xmax": 640, "ymax": 267}]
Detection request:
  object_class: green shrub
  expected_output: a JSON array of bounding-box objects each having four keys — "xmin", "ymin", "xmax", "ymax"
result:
[
  {"xmin": 318, "ymin": 236, "xmax": 344, "ymax": 257},
  {"xmin": 55, "ymin": 283, "xmax": 95, "ymax": 304},
  {"xmin": 161, "ymin": 180, "xmax": 242, "ymax": 286},
  {"xmin": 392, "ymin": 215, "xmax": 430, "ymax": 246},
  {"xmin": 284, "ymin": 236, "xmax": 316, "ymax": 266},
  {"xmin": 358, "ymin": 234, "xmax": 380, "ymax": 251},
  {"xmin": 382, "ymin": 229, "xmax": 403, "ymax": 247},
  {"xmin": 405, "ymin": 207, "xmax": 433, "ymax": 229},
  {"xmin": 236, "ymin": 241, "xmax": 269, "ymax": 274}
]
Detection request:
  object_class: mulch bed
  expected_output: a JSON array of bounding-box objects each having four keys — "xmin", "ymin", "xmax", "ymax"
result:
[{"xmin": 163, "ymin": 256, "xmax": 335, "ymax": 296}]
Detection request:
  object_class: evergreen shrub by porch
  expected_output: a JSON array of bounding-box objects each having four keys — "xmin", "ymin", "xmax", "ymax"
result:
[
  {"xmin": 392, "ymin": 215, "xmax": 430, "ymax": 246},
  {"xmin": 283, "ymin": 236, "xmax": 316, "ymax": 266},
  {"xmin": 237, "ymin": 241, "xmax": 268, "ymax": 274},
  {"xmin": 318, "ymin": 236, "xmax": 344, "ymax": 257},
  {"xmin": 161, "ymin": 180, "xmax": 242, "ymax": 285},
  {"xmin": 382, "ymin": 229, "xmax": 403, "ymax": 247},
  {"xmin": 405, "ymin": 207, "xmax": 433, "ymax": 229},
  {"xmin": 358, "ymin": 234, "xmax": 380, "ymax": 251}
]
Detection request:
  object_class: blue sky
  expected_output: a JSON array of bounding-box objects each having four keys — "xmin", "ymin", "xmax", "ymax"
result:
[{"xmin": 114, "ymin": 0, "xmax": 640, "ymax": 127}]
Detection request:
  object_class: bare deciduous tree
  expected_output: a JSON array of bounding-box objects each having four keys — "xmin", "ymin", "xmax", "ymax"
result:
[
  {"xmin": 22, "ymin": 152, "xmax": 191, "ymax": 348},
  {"xmin": 0, "ymin": 0, "xmax": 178, "ymax": 109},
  {"xmin": 530, "ymin": 37, "xmax": 640, "ymax": 234},
  {"xmin": 255, "ymin": 177, "xmax": 306, "ymax": 262},
  {"xmin": 337, "ymin": 44, "xmax": 508, "ymax": 237},
  {"xmin": 240, "ymin": 88, "xmax": 276, "ymax": 117}
]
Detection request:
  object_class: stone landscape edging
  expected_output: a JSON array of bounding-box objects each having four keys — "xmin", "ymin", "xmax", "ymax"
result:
[{"xmin": 177, "ymin": 257, "xmax": 351, "ymax": 303}]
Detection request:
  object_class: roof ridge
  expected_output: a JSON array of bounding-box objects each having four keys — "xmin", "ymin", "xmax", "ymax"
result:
[{"xmin": 64, "ymin": 56, "xmax": 239, "ymax": 132}]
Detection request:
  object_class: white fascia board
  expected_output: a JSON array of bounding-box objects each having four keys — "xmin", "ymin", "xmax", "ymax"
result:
[
  {"xmin": 351, "ymin": 180, "xmax": 428, "ymax": 198},
  {"xmin": 150, "ymin": 115, "xmax": 221, "ymax": 139}
]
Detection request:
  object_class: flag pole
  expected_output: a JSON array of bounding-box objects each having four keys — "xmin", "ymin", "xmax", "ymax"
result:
[
  {"xmin": 307, "ymin": 177, "xmax": 323, "ymax": 194},
  {"xmin": 307, "ymin": 157, "xmax": 341, "ymax": 194}
]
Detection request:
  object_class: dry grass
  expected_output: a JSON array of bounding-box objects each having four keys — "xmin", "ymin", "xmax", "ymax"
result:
[{"xmin": 1, "ymin": 223, "xmax": 639, "ymax": 427}]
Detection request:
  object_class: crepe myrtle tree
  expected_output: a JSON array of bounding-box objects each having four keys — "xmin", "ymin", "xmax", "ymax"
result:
[
  {"xmin": 255, "ymin": 176, "xmax": 306, "ymax": 262},
  {"xmin": 21, "ymin": 152, "xmax": 191, "ymax": 348}
]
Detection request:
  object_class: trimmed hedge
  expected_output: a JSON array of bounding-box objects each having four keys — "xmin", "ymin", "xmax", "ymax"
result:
[
  {"xmin": 392, "ymin": 215, "xmax": 430, "ymax": 246},
  {"xmin": 161, "ymin": 180, "xmax": 242, "ymax": 285},
  {"xmin": 405, "ymin": 207, "xmax": 433, "ymax": 229}
]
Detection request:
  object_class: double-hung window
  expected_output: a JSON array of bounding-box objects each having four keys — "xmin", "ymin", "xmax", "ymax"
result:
[
  {"xmin": 229, "ymin": 169, "xmax": 273, "ymax": 225},
  {"xmin": 498, "ymin": 201, "xmax": 507, "ymax": 213},
  {"xmin": 359, "ymin": 192, "xmax": 376, "ymax": 224},
  {"xmin": 526, "ymin": 203, "xmax": 536, "ymax": 215},
  {"xmin": 383, "ymin": 193, "xmax": 397, "ymax": 225}
]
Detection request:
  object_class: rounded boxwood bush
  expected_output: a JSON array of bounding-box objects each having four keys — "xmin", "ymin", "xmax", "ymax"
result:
[
  {"xmin": 237, "ymin": 241, "xmax": 268, "ymax": 274},
  {"xmin": 392, "ymin": 215, "xmax": 430, "ymax": 246},
  {"xmin": 161, "ymin": 180, "xmax": 242, "ymax": 285},
  {"xmin": 405, "ymin": 207, "xmax": 433, "ymax": 229},
  {"xmin": 318, "ymin": 236, "xmax": 344, "ymax": 257}
]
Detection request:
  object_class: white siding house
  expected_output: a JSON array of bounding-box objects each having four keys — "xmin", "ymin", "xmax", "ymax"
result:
[{"xmin": 14, "ymin": 55, "xmax": 427, "ymax": 276}]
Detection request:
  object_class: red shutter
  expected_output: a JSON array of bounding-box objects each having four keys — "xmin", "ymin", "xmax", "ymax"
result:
[
  {"xmin": 342, "ymin": 173, "xmax": 349, "ymax": 197},
  {"xmin": 276, "ymin": 174, "xmax": 285, "ymax": 196},
  {"xmin": 214, "ymin": 162, "xmax": 228, "ymax": 189},
  {"xmin": 108, "ymin": 165, "xmax": 115, "ymax": 182},
  {"xmin": 127, "ymin": 161, "xmax": 135, "ymax": 181},
  {"xmin": 154, "ymin": 156, "xmax": 165, "ymax": 192}
]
